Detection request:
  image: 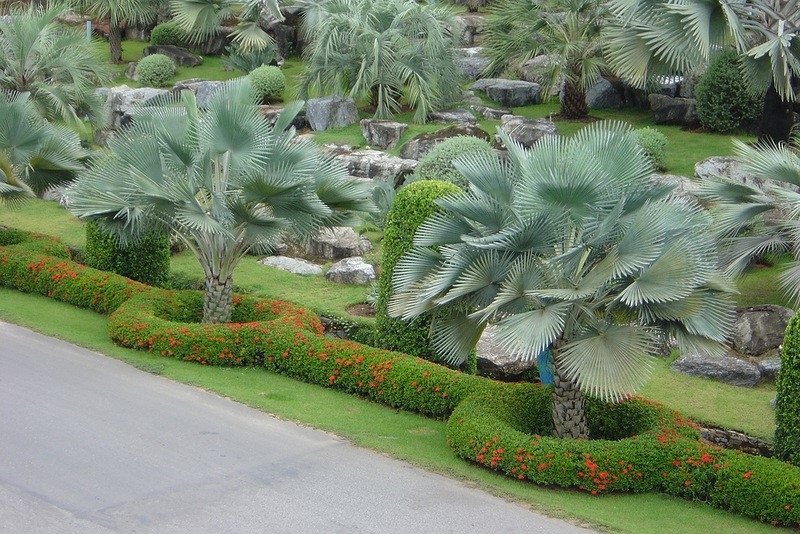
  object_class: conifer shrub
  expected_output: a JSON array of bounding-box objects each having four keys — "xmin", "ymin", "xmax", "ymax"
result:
[
  {"xmin": 695, "ymin": 50, "xmax": 761, "ymax": 133},
  {"xmin": 775, "ymin": 312, "xmax": 800, "ymax": 466},
  {"xmin": 150, "ymin": 22, "xmax": 186, "ymax": 47}
]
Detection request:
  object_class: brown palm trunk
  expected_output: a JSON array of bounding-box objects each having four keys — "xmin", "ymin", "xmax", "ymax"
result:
[
  {"xmin": 203, "ymin": 275, "xmax": 233, "ymax": 324},
  {"xmin": 550, "ymin": 347, "xmax": 589, "ymax": 439},
  {"xmin": 109, "ymin": 23, "xmax": 123, "ymax": 64},
  {"xmin": 560, "ymin": 80, "xmax": 588, "ymax": 119}
]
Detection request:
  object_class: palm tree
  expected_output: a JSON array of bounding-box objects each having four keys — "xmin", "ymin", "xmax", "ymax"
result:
[
  {"xmin": 169, "ymin": 0, "xmax": 282, "ymax": 53},
  {"xmin": 604, "ymin": 0, "xmax": 800, "ymax": 142},
  {"xmin": 67, "ymin": 80, "xmax": 373, "ymax": 323},
  {"xmin": 0, "ymin": 5, "xmax": 110, "ymax": 126},
  {"xmin": 388, "ymin": 123, "xmax": 736, "ymax": 439},
  {"xmin": 483, "ymin": 0, "xmax": 607, "ymax": 119},
  {"xmin": 0, "ymin": 91, "xmax": 88, "ymax": 206},
  {"xmin": 297, "ymin": 0, "xmax": 462, "ymax": 123}
]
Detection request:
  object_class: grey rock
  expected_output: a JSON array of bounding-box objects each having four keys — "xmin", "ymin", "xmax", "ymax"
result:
[
  {"xmin": 100, "ymin": 85, "xmax": 170, "ymax": 129},
  {"xmin": 470, "ymin": 104, "xmax": 512, "ymax": 120},
  {"xmin": 670, "ymin": 352, "xmax": 761, "ymax": 387},
  {"xmin": 656, "ymin": 75, "xmax": 683, "ymax": 98},
  {"xmin": 453, "ymin": 13, "xmax": 486, "ymax": 46},
  {"xmin": 498, "ymin": 115, "xmax": 558, "ymax": 148},
  {"xmin": 517, "ymin": 55, "xmax": 553, "ymax": 85},
  {"xmin": 399, "ymin": 124, "xmax": 492, "ymax": 160},
  {"xmin": 461, "ymin": 90, "xmax": 484, "ymax": 106},
  {"xmin": 259, "ymin": 256, "xmax": 323, "ymax": 276},
  {"xmin": 142, "ymin": 45, "xmax": 202, "ymax": 67},
  {"xmin": 306, "ymin": 96, "xmax": 359, "ymax": 131},
  {"xmin": 649, "ymin": 173, "xmax": 700, "ymax": 201},
  {"xmin": 476, "ymin": 325, "xmax": 537, "ymax": 381},
  {"xmin": 649, "ymin": 94, "xmax": 699, "ymax": 127},
  {"xmin": 333, "ymin": 149, "xmax": 417, "ymax": 181},
  {"xmin": 172, "ymin": 79, "xmax": 225, "ymax": 109},
  {"xmin": 258, "ymin": 105, "xmax": 307, "ymax": 130},
  {"xmin": 325, "ymin": 257, "xmax": 376, "ymax": 285},
  {"xmin": 586, "ymin": 77, "xmax": 624, "ymax": 109},
  {"xmin": 306, "ymin": 227, "xmax": 373, "ymax": 260},
  {"xmin": 732, "ymin": 305, "xmax": 794, "ymax": 356},
  {"xmin": 471, "ymin": 79, "xmax": 541, "ymax": 107},
  {"xmin": 758, "ymin": 355, "xmax": 782, "ymax": 380},
  {"xmin": 125, "ymin": 61, "xmax": 137, "ymax": 80},
  {"xmin": 455, "ymin": 47, "xmax": 489, "ymax": 80},
  {"xmin": 360, "ymin": 119, "xmax": 408, "ymax": 149},
  {"xmin": 429, "ymin": 108, "xmax": 477, "ymax": 124}
]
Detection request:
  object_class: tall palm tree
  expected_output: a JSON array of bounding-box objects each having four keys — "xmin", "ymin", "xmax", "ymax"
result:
[
  {"xmin": 483, "ymin": 0, "xmax": 607, "ymax": 119},
  {"xmin": 67, "ymin": 80, "xmax": 373, "ymax": 323},
  {"xmin": 297, "ymin": 0, "xmax": 461, "ymax": 123},
  {"xmin": 0, "ymin": 91, "xmax": 88, "ymax": 206},
  {"xmin": 0, "ymin": 5, "xmax": 110, "ymax": 126},
  {"xmin": 604, "ymin": 0, "xmax": 800, "ymax": 142},
  {"xmin": 389, "ymin": 123, "xmax": 736, "ymax": 438}
]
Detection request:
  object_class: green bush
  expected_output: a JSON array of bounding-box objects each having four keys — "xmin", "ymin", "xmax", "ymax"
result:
[
  {"xmin": 775, "ymin": 312, "xmax": 800, "ymax": 466},
  {"xmin": 248, "ymin": 65, "xmax": 285, "ymax": 103},
  {"xmin": 136, "ymin": 53, "xmax": 176, "ymax": 88},
  {"xmin": 149, "ymin": 22, "xmax": 186, "ymax": 47},
  {"xmin": 634, "ymin": 127, "xmax": 668, "ymax": 172},
  {"xmin": 375, "ymin": 180, "xmax": 465, "ymax": 368},
  {"xmin": 85, "ymin": 221, "xmax": 170, "ymax": 287},
  {"xmin": 412, "ymin": 136, "xmax": 494, "ymax": 189},
  {"xmin": 695, "ymin": 50, "xmax": 762, "ymax": 133},
  {"xmin": 222, "ymin": 43, "xmax": 280, "ymax": 74}
]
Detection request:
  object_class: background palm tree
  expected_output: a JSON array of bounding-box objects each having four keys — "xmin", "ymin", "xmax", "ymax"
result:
[
  {"xmin": 0, "ymin": 5, "xmax": 110, "ymax": 126},
  {"xmin": 67, "ymin": 80, "xmax": 373, "ymax": 323},
  {"xmin": 388, "ymin": 123, "xmax": 736, "ymax": 438},
  {"xmin": 0, "ymin": 91, "xmax": 87, "ymax": 206},
  {"xmin": 483, "ymin": 0, "xmax": 606, "ymax": 119},
  {"xmin": 297, "ymin": 0, "xmax": 462, "ymax": 123},
  {"xmin": 604, "ymin": 0, "xmax": 800, "ymax": 142},
  {"xmin": 169, "ymin": 0, "xmax": 282, "ymax": 52}
]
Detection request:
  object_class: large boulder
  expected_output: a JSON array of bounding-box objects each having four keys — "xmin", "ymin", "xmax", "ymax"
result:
[
  {"xmin": 455, "ymin": 47, "xmax": 489, "ymax": 80},
  {"xmin": 517, "ymin": 55, "xmax": 554, "ymax": 85},
  {"xmin": 304, "ymin": 227, "xmax": 373, "ymax": 260},
  {"xmin": 476, "ymin": 325, "xmax": 537, "ymax": 381},
  {"xmin": 259, "ymin": 256, "xmax": 323, "ymax": 276},
  {"xmin": 306, "ymin": 96, "xmax": 359, "ymax": 131},
  {"xmin": 498, "ymin": 115, "xmax": 558, "ymax": 148},
  {"xmin": 360, "ymin": 119, "xmax": 408, "ymax": 149},
  {"xmin": 649, "ymin": 173, "xmax": 699, "ymax": 202},
  {"xmin": 399, "ymin": 124, "xmax": 492, "ymax": 160},
  {"xmin": 649, "ymin": 94, "xmax": 699, "ymax": 127},
  {"xmin": 428, "ymin": 108, "xmax": 477, "ymax": 124},
  {"xmin": 470, "ymin": 104, "xmax": 512, "ymax": 120},
  {"xmin": 142, "ymin": 45, "xmax": 202, "ymax": 67},
  {"xmin": 586, "ymin": 77, "xmax": 624, "ymax": 109},
  {"xmin": 325, "ymin": 257, "xmax": 376, "ymax": 285},
  {"xmin": 172, "ymin": 79, "xmax": 224, "ymax": 109},
  {"xmin": 332, "ymin": 149, "xmax": 417, "ymax": 182},
  {"xmin": 453, "ymin": 13, "xmax": 486, "ymax": 46},
  {"xmin": 98, "ymin": 85, "xmax": 169, "ymax": 129},
  {"xmin": 670, "ymin": 352, "xmax": 761, "ymax": 387},
  {"xmin": 471, "ymin": 79, "xmax": 541, "ymax": 107},
  {"xmin": 732, "ymin": 305, "xmax": 794, "ymax": 356},
  {"xmin": 258, "ymin": 105, "xmax": 307, "ymax": 130}
]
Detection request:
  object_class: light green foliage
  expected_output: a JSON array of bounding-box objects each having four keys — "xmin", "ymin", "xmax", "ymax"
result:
[
  {"xmin": 634, "ymin": 127, "xmax": 668, "ymax": 171},
  {"xmin": 222, "ymin": 42, "xmax": 279, "ymax": 74},
  {"xmin": 774, "ymin": 312, "xmax": 800, "ymax": 465},
  {"xmin": 413, "ymin": 136, "xmax": 495, "ymax": 189},
  {"xmin": 150, "ymin": 22, "xmax": 186, "ymax": 46},
  {"xmin": 298, "ymin": 0, "xmax": 462, "ymax": 123},
  {"xmin": 136, "ymin": 54, "xmax": 176, "ymax": 87},
  {"xmin": 248, "ymin": 65, "xmax": 285, "ymax": 103},
  {"xmin": 695, "ymin": 50, "xmax": 761, "ymax": 133},
  {"xmin": 85, "ymin": 220, "xmax": 170, "ymax": 287}
]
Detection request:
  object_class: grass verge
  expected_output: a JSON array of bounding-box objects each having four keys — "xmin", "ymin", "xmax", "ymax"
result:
[{"xmin": 0, "ymin": 288, "xmax": 783, "ymax": 534}]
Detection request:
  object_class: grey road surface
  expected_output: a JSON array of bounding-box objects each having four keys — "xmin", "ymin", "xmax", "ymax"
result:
[{"xmin": 0, "ymin": 321, "xmax": 595, "ymax": 533}]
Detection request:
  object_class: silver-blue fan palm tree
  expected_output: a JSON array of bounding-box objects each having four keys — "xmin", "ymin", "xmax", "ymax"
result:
[{"xmin": 388, "ymin": 123, "xmax": 736, "ymax": 438}]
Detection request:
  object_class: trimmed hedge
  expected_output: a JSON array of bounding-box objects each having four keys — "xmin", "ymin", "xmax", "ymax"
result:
[
  {"xmin": 776, "ymin": 313, "xmax": 800, "ymax": 466},
  {"xmin": 634, "ymin": 127, "xmax": 667, "ymax": 172},
  {"xmin": 695, "ymin": 50, "xmax": 761, "ymax": 133},
  {"xmin": 85, "ymin": 221, "xmax": 170, "ymax": 287},
  {"xmin": 248, "ymin": 65, "xmax": 285, "ymax": 104},
  {"xmin": 150, "ymin": 22, "xmax": 186, "ymax": 47},
  {"xmin": 1, "ymin": 227, "xmax": 799, "ymax": 527},
  {"xmin": 413, "ymin": 136, "xmax": 494, "ymax": 189},
  {"xmin": 136, "ymin": 54, "xmax": 176, "ymax": 88}
]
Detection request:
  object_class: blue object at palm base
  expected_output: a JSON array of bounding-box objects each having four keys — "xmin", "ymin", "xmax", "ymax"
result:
[{"xmin": 537, "ymin": 347, "xmax": 554, "ymax": 385}]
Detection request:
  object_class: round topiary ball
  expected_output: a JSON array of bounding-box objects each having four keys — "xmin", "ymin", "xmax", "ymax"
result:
[
  {"xmin": 248, "ymin": 65, "xmax": 286, "ymax": 104},
  {"xmin": 413, "ymin": 136, "xmax": 494, "ymax": 189},
  {"xmin": 695, "ymin": 49, "xmax": 762, "ymax": 133},
  {"xmin": 150, "ymin": 22, "xmax": 185, "ymax": 47},
  {"xmin": 634, "ymin": 127, "xmax": 668, "ymax": 171},
  {"xmin": 136, "ymin": 53, "xmax": 176, "ymax": 88}
]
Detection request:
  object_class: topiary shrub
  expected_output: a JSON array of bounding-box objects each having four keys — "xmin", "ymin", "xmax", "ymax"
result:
[
  {"xmin": 412, "ymin": 136, "xmax": 494, "ymax": 189},
  {"xmin": 136, "ymin": 53, "xmax": 176, "ymax": 88},
  {"xmin": 222, "ymin": 43, "xmax": 280, "ymax": 74},
  {"xmin": 634, "ymin": 127, "xmax": 668, "ymax": 171},
  {"xmin": 695, "ymin": 49, "xmax": 762, "ymax": 133},
  {"xmin": 85, "ymin": 221, "xmax": 170, "ymax": 287},
  {"xmin": 375, "ymin": 180, "xmax": 477, "ymax": 371},
  {"xmin": 150, "ymin": 22, "xmax": 186, "ymax": 47},
  {"xmin": 248, "ymin": 65, "xmax": 286, "ymax": 103},
  {"xmin": 775, "ymin": 312, "xmax": 800, "ymax": 466}
]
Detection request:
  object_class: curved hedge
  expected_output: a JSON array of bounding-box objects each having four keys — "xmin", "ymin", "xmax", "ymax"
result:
[{"xmin": 1, "ymin": 228, "xmax": 799, "ymax": 527}]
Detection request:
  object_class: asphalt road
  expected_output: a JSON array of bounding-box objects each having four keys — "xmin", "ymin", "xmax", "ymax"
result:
[{"xmin": 0, "ymin": 321, "xmax": 594, "ymax": 533}]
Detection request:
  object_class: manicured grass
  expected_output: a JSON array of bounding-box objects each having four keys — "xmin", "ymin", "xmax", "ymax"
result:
[
  {"xmin": 0, "ymin": 200, "xmax": 86, "ymax": 248},
  {"xmin": 0, "ymin": 288, "xmax": 782, "ymax": 534}
]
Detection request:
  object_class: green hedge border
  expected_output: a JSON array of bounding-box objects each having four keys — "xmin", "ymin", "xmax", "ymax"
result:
[{"xmin": 1, "ymin": 229, "xmax": 798, "ymax": 527}]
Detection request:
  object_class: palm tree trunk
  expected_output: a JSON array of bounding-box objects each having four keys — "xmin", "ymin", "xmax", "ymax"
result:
[
  {"xmin": 560, "ymin": 80, "xmax": 588, "ymax": 119},
  {"xmin": 758, "ymin": 83, "xmax": 794, "ymax": 144},
  {"xmin": 550, "ymin": 348, "xmax": 589, "ymax": 439},
  {"xmin": 109, "ymin": 23, "xmax": 123, "ymax": 64},
  {"xmin": 203, "ymin": 275, "xmax": 233, "ymax": 324}
]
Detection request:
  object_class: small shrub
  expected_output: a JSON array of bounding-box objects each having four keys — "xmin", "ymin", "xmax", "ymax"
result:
[
  {"xmin": 695, "ymin": 49, "xmax": 762, "ymax": 133},
  {"xmin": 634, "ymin": 127, "xmax": 668, "ymax": 171},
  {"xmin": 136, "ymin": 54, "xmax": 176, "ymax": 88},
  {"xmin": 149, "ymin": 22, "xmax": 185, "ymax": 47},
  {"xmin": 248, "ymin": 65, "xmax": 285, "ymax": 103},
  {"xmin": 413, "ymin": 136, "xmax": 494, "ymax": 189},
  {"xmin": 222, "ymin": 43, "xmax": 280, "ymax": 74},
  {"xmin": 775, "ymin": 312, "xmax": 800, "ymax": 466},
  {"xmin": 84, "ymin": 221, "xmax": 170, "ymax": 287}
]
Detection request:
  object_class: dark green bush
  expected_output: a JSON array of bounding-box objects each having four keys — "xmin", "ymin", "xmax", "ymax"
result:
[
  {"xmin": 136, "ymin": 53, "xmax": 176, "ymax": 88},
  {"xmin": 85, "ymin": 221, "xmax": 170, "ymax": 287},
  {"xmin": 695, "ymin": 50, "xmax": 762, "ymax": 133},
  {"xmin": 248, "ymin": 65, "xmax": 285, "ymax": 103},
  {"xmin": 413, "ymin": 136, "xmax": 494, "ymax": 189},
  {"xmin": 376, "ymin": 180, "xmax": 464, "ymax": 367},
  {"xmin": 775, "ymin": 312, "xmax": 800, "ymax": 466},
  {"xmin": 149, "ymin": 22, "xmax": 186, "ymax": 47},
  {"xmin": 634, "ymin": 127, "xmax": 668, "ymax": 172},
  {"xmin": 222, "ymin": 43, "xmax": 280, "ymax": 74}
]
